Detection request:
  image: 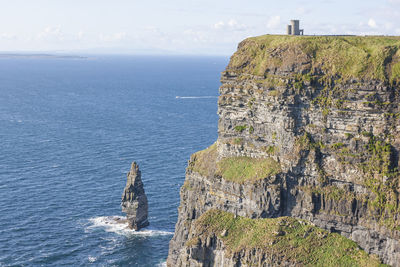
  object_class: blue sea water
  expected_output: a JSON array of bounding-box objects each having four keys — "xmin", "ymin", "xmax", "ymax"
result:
[{"xmin": 0, "ymin": 56, "xmax": 228, "ymax": 266}]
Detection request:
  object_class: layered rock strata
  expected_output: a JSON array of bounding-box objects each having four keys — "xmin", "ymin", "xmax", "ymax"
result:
[
  {"xmin": 121, "ymin": 162, "xmax": 149, "ymax": 230},
  {"xmin": 168, "ymin": 35, "xmax": 400, "ymax": 266}
]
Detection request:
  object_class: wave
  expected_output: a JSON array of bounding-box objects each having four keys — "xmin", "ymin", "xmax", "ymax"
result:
[
  {"xmin": 175, "ymin": 96, "xmax": 218, "ymax": 99},
  {"xmin": 88, "ymin": 256, "xmax": 97, "ymax": 263},
  {"xmin": 86, "ymin": 216, "xmax": 173, "ymax": 237}
]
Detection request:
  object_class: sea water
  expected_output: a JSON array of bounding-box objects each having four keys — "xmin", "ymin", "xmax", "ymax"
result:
[{"xmin": 0, "ymin": 55, "xmax": 228, "ymax": 266}]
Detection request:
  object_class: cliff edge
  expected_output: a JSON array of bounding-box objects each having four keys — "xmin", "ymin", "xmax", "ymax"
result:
[{"xmin": 168, "ymin": 35, "xmax": 400, "ymax": 266}]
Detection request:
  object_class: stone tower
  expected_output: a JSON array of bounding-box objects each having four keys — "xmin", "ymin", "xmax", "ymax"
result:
[{"xmin": 287, "ymin": 20, "xmax": 304, "ymax": 35}]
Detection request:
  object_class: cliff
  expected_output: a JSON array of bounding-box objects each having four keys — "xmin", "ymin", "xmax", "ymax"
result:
[{"xmin": 167, "ymin": 35, "xmax": 400, "ymax": 266}]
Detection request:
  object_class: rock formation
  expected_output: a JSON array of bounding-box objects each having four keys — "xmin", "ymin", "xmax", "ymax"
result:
[
  {"xmin": 167, "ymin": 35, "xmax": 400, "ymax": 266},
  {"xmin": 121, "ymin": 162, "xmax": 149, "ymax": 230}
]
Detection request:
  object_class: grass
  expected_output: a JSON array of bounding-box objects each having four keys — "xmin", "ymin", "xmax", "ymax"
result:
[
  {"xmin": 188, "ymin": 143, "xmax": 280, "ymax": 184},
  {"xmin": 234, "ymin": 125, "xmax": 247, "ymax": 133},
  {"xmin": 262, "ymin": 145, "xmax": 277, "ymax": 155},
  {"xmin": 187, "ymin": 142, "xmax": 217, "ymax": 177},
  {"xmin": 189, "ymin": 210, "xmax": 387, "ymax": 267},
  {"xmin": 269, "ymin": 89, "xmax": 280, "ymax": 97},
  {"xmin": 216, "ymin": 156, "xmax": 281, "ymax": 183},
  {"xmin": 391, "ymin": 49, "xmax": 400, "ymax": 83},
  {"xmin": 249, "ymin": 125, "xmax": 254, "ymax": 134},
  {"xmin": 227, "ymin": 35, "xmax": 400, "ymax": 82},
  {"xmin": 331, "ymin": 142, "xmax": 345, "ymax": 150}
]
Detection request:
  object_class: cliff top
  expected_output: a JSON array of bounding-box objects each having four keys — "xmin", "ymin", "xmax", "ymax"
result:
[{"xmin": 227, "ymin": 35, "xmax": 400, "ymax": 83}]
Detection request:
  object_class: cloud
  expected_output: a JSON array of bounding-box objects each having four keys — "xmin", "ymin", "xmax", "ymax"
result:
[
  {"xmin": 213, "ymin": 19, "xmax": 247, "ymax": 31},
  {"xmin": 99, "ymin": 32, "xmax": 127, "ymax": 42},
  {"xmin": 77, "ymin": 31, "xmax": 84, "ymax": 40},
  {"xmin": 144, "ymin": 26, "xmax": 161, "ymax": 33},
  {"xmin": 114, "ymin": 32, "xmax": 127, "ymax": 40},
  {"xmin": 266, "ymin": 16, "xmax": 281, "ymax": 29},
  {"xmin": 296, "ymin": 7, "xmax": 306, "ymax": 15},
  {"xmin": 213, "ymin": 21, "xmax": 224, "ymax": 29},
  {"xmin": 37, "ymin": 26, "xmax": 63, "ymax": 40},
  {"xmin": 183, "ymin": 28, "xmax": 213, "ymax": 43},
  {"xmin": 1, "ymin": 33, "xmax": 17, "ymax": 40},
  {"xmin": 368, "ymin": 18, "xmax": 377, "ymax": 28},
  {"xmin": 384, "ymin": 22, "xmax": 393, "ymax": 30}
]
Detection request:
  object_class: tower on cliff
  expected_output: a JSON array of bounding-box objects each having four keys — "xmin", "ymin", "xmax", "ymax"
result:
[{"xmin": 286, "ymin": 20, "xmax": 304, "ymax": 35}]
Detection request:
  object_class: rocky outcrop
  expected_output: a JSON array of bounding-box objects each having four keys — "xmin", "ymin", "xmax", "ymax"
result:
[
  {"xmin": 168, "ymin": 35, "xmax": 400, "ymax": 266},
  {"xmin": 121, "ymin": 162, "xmax": 149, "ymax": 230},
  {"xmin": 173, "ymin": 209, "xmax": 384, "ymax": 266}
]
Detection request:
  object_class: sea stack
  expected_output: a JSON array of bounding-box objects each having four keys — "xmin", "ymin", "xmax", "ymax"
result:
[{"xmin": 121, "ymin": 162, "xmax": 149, "ymax": 230}]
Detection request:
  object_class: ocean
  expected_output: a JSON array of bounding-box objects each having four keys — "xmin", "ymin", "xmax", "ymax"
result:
[{"xmin": 0, "ymin": 55, "xmax": 228, "ymax": 266}]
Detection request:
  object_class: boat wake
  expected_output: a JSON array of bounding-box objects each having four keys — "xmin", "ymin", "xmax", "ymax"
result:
[{"xmin": 86, "ymin": 216, "xmax": 173, "ymax": 237}]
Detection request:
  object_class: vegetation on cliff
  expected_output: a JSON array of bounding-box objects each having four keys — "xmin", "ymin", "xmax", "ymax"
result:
[
  {"xmin": 169, "ymin": 36, "xmax": 400, "ymax": 266},
  {"xmin": 359, "ymin": 133, "xmax": 400, "ymax": 229},
  {"xmin": 295, "ymin": 129, "xmax": 400, "ymax": 230},
  {"xmin": 188, "ymin": 142, "xmax": 217, "ymax": 177},
  {"xmin": 228, "ymin": 35, "xmax": 400, "ymax": 83},
  {"xmin": 190, "ymin": 210, "xmax": 387, "ymax": 266},
  {"xmin": 188, "ymin": 143, "xmax": 281, "ymax": 183},
  {"xmin": 220, "ymin": 35, "xmax": 400, "ymax": 231},
  {"xmin": 216, "ymin": 156, "xmax": 280, "ymax": 183}
]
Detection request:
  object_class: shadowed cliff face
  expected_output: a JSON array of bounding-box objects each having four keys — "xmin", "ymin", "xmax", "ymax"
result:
[{"xmin": 167, "ymin": 35, "xmax": 400, "ymax": 266}]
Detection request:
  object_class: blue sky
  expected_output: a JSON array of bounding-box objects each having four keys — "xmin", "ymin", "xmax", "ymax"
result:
[{"xmin": 0, "ymin": 0, "xmax": 399, "ymax": 55}]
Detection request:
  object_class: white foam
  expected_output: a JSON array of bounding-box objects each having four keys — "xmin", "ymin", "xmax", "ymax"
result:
[
  {"xmin": 87, "ymin": 216, "xmax": 173, "ymax": 237},
  {"xmin": 157, "ymin": 261, "xmax": 167, "ymax": 267},
  {"xmin": 88, "ymin": 256, "xmax": 97, "ymax": 263},
  {"xmin": 176, "ymin": 96, "xmax": 217, "ymax": 99}
]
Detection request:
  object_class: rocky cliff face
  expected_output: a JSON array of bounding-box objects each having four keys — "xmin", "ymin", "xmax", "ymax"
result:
[
  {"xmin": 167, "ymin": 35, "xmax": 400, "ymax": 266},
  {"xmin": 121, "ymin": 162, "xmax": 149, "ymax": 230}
]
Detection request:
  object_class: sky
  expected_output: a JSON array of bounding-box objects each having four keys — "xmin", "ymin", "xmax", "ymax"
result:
[{"xmin": 0, "ymin": 0, "xmax": 399, "ymax": 55}]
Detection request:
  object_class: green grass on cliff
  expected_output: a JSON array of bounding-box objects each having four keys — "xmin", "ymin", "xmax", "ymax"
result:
[
  {"xmin": 188, "ymin": 143, "xmax": 281, "ymax": 183},
  {"xmin": 392, "ymin": 59, "xmax": 400, "ymax": 82},
  {"xmin": 228, "ymin": 35, "xmax": 400, "ymax": 83},
  {"xmin": 188, "ymin": 143, "xmax": 217, "ymax": 177},
  {"xmin": 190, "ymin": 210, "xmax": 387, "ymax": 267},
  {"xmin": 216, "ymin": 156, "xmax": 281, "ymax": 183}
]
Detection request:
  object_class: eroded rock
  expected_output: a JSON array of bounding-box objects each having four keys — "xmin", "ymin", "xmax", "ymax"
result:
[{"xmin": 121, "ymin": 162, "xmax": 149, "ymax": 230}]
